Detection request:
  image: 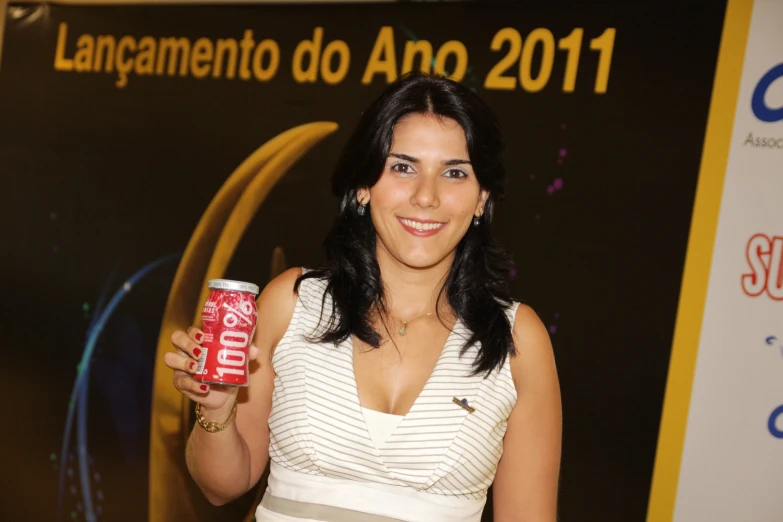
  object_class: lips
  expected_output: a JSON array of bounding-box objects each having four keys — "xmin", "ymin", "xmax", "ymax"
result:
[{"xmin": 397, "ymin": 217, "xmax": 447, "ymax": 237}]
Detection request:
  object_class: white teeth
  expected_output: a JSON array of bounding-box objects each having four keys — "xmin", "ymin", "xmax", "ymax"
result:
[{"xmin": 401, "ymin": 218, "xmax": 444, "ymax": 231}]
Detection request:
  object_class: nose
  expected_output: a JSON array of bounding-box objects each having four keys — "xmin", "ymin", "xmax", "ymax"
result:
[{"xmin": 410, "ymin": 172, "xmax": 439, "ymax": 209}]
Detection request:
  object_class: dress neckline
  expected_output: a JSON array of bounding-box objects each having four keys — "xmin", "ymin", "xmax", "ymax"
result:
[
  {"xmin": 345, "ymin": 317, "xmax": 463, "ymax": 453},
  {"xmin": 347, "ymin": 316, "xmax": 461, "ymax": 419}
]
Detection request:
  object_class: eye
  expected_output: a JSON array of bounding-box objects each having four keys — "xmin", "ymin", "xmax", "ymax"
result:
[
  {"xmin": 444, "ymin": 168, "xmax": 468, "ymax": 179},
  {"xmin": 390, "ymin": 163, "xmax": 415, "ymax": 175}
]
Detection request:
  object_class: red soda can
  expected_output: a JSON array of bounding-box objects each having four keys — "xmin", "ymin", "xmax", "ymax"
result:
[{"xmin": 194, "ymin": 279, "xmax": 259, "ymax": 387}]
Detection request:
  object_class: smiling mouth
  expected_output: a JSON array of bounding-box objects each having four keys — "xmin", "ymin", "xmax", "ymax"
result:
[{"xmin": 397, "ymin": 217, "xmax": 446, "ymax": 236}]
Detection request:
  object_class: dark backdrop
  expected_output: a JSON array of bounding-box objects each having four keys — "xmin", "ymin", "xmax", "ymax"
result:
[{"xmin": 0, "ymin": 1, "xmax": 726, "ymax": 520}]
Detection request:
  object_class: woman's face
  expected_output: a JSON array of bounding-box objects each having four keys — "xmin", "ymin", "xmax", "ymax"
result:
[{"xmin": 359, "ymin": 113, "xmax": 489, "ymax": 270}]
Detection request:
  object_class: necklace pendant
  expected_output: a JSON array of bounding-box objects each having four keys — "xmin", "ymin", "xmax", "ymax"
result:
[{"xmin": 399, "ymin": 324, "xmax": 407, "ymax": 336}]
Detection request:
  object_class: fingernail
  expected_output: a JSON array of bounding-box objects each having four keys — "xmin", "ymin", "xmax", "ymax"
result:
[
  {"xmin": 200, "ymin": 385, "xmax": 208, "ymax": 392},
  {"xmin": 193, "ymin": 347, "xmax": 202, "ymax": 358},
  {"xmin": 189, "ymin": 361, "xmax": 196, "ymax": 371},
  {"xmin": 194, "ymin": 332, "xmax": 203, "ymax": 342}
]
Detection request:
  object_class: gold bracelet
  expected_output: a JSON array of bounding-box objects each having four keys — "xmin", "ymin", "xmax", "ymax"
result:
[{"xmin": 195, "ymin": 399, "xmax": 238, "ymax": 433}]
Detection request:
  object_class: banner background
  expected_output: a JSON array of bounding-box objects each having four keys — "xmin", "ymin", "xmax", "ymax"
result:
[
  {"xmin": 656, "ymin": 0, "xmax": 783, "ymax": 520},
  {"xmin": 0, "ymin": 2, "xmax": 727, "ymax": 520}
]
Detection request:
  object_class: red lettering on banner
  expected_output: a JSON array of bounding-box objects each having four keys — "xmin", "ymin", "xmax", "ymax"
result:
[{"xmin": 742, "ymin": 233, "xmax": 783, "ymax": 300}]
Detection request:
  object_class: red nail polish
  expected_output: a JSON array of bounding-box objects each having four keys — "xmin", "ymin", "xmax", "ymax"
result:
[
  {"xmin": 189, "ymin": 361, "xmax": 196, "ymax": 371},
  {"xmin": 194, "ymin": 332, "xmax": 203, "ymax": 342},
  {"xmin": 192, "ymin": 347, "xmax": 202, "ymax": 358},
  {"xmin": 200, "ymin": 385, "xmax": 208, "ymax": 392}
]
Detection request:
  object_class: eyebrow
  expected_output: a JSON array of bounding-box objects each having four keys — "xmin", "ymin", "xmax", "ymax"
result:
[{"xmin": 388, "ymin": 152, "xmax": 471, "ymax": 166}]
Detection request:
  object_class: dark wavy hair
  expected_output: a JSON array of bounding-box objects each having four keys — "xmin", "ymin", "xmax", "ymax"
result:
[{"xmin": 296, "ymin": 72, "xmax": 516, "ymax": 376}]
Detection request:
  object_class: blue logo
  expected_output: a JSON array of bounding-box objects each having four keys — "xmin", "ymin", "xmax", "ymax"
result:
[
  {"xmin": 752, "ymin": 63, "xmax": 783, "ymax": 123},
  {"xmin": 769, "ymin": 405, "xmax": 783, "ymax": 439},
  {"xmin": 766, "ymin": 335, "xmax": 783, "ymax": 438}
]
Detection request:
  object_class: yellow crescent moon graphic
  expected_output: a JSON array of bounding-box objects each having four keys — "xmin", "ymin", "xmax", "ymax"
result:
[{"xmin": 148, "ymin": 122, "xmax": 338, "ymax": 522}]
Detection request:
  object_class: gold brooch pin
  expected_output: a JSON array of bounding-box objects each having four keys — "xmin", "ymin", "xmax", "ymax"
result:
[{"xmin": 452, "ymin": 397, "xmax": 475, "ymax": 413}]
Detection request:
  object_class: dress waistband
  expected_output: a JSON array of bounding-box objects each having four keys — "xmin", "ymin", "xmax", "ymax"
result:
[
  {"xmin": 261, "ymin": 493, "xmax": 406, "ymax": 522},
  {"xmin": 260, "ymin": 462, "xmax": 485, "ymax": 522}
]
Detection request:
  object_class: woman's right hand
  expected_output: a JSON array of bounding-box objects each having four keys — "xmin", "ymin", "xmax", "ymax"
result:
[{"xmin": 164, "ymin": 327, "xmax": 259, "ymax": 415}]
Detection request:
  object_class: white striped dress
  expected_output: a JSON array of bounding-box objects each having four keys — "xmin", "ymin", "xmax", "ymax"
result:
[{"xmin": 257, "ymin": 275, "xmax": 519, "ymax": 522}]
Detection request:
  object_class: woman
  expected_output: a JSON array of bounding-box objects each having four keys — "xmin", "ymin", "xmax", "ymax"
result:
[{"xmin": 165, "ymin": 72, "xmax": 561, "ymax": 521}]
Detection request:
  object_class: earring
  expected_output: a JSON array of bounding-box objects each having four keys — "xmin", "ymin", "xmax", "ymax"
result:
[
  {"xmin": 473, "ymin": 216, "xmax": 480, "ymax": 227},
  {"xmin": 358, "ymin": 204, "xmax": 367, "ymax": 216}
]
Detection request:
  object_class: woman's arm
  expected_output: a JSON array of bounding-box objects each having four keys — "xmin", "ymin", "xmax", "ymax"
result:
[
  {"xmin": 183, "ymin": 267, "xmax": 301, "ymax": 505},
  {"xmin": 492, "ymin": 304, "xmax": 562, "ymax": 521}
]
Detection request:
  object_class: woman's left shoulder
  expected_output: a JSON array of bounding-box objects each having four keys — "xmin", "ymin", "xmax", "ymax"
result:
[{"xmin": 506, "ymin": 302, "xmax": 558, "ymax": 388}]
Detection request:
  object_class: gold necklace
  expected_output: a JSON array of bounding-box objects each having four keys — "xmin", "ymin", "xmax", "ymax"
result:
[{"xmin": 390, "ymin": 310, "xmax": 433, "ymax": 336}]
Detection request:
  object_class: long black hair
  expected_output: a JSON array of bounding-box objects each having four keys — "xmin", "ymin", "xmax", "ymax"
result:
[{"xmin": 296, "ymin": 72, "xmax": 516, "ymax": 376}]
